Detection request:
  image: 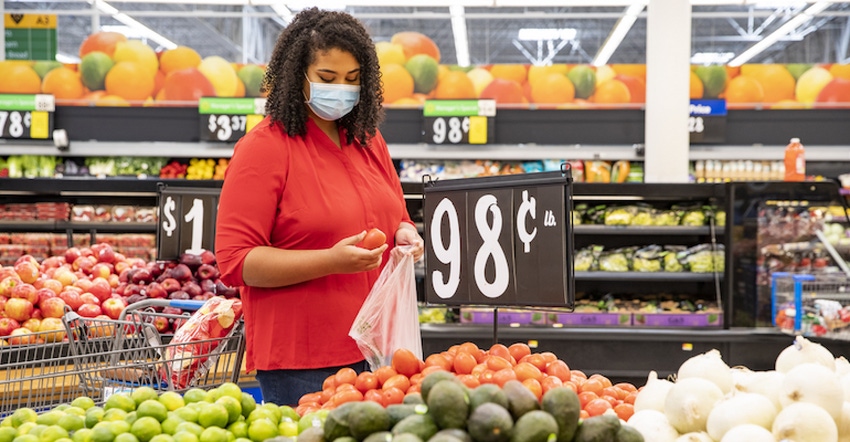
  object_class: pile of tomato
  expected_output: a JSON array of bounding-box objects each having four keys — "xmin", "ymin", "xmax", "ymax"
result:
[{"xmin": 295, "ymin": 341, "xmax": 639, "ymax": 422}]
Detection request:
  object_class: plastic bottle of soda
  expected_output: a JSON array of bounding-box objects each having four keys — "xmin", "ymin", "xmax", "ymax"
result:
[{"xmin": 783, "ymin": 137, "xmax": 806, "ymax": 181}]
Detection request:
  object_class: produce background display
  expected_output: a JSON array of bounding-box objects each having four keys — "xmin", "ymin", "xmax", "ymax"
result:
[{"xmin": 1, "ymin": 30, "xmax": 849, "ymax": 109}]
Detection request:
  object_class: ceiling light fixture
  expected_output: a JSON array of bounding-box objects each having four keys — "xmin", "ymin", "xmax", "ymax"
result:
[
  {"xmin": 87, "ymin": 0, "xmax": 177, "ymax": 49},
  {"xmin": 450, "ymin": 5, "xmax": 471, "ymax": 67},
  {"xmin": 727, "ymin": 0, "xmax": 830, "ymax": 66},
  {"xmin": 592, "ymin": 2, "xmax": 645, "ymax": 66}
]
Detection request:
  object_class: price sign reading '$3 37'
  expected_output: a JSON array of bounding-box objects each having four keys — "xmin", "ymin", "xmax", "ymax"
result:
[
  {"xmin": 424, "ymin": 173, "xmax": 572, "ymax": 308},
  {"xmin": 157, "ymin": 186, "xmax": 221, "ymax": 261},
  {"xmin": 198, "ymin": 97, "xmax": 266, "ymax": 142}
]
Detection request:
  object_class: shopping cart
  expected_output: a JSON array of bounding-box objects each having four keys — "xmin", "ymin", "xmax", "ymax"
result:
[
  {"xmin": 0, "ymin": 327, "xmax": 82, "ymax": 416},
  {"xmin": 63, "ymin": 298, "xmax": 245, "ymax": 403},
  {"xmin": 772, "ymin": 272, "xmax": 850, "ymax": 338}
]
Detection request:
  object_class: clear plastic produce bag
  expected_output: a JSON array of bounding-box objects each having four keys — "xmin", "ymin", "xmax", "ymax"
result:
[{"xmin": 349, "ymin": 245, "xmax": 423, "ymax": 372}]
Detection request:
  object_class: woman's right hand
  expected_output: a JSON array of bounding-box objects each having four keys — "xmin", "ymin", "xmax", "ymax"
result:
[{"xmin": 331, "ymin": 231, "xmax": 389, "ymax": 273}]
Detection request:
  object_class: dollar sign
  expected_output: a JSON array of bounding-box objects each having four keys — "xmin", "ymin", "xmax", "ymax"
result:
[
  {"xmin": 162, "ymin": 196, "xmax": 177, "ymax": 237},
  {"xmin": 517, "ymin": 190, "xmax": 537, "ymax": 253},
  {"xmin": 208, "ymin": 115, "xmax": 217, "ymax": 133}
]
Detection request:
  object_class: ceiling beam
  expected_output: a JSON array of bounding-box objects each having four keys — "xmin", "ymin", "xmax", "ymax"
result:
[
  {"xmin": 728, "ymin": 1, "xmax": 831, "ymax": 65},
  {"xmin": 593, "ymin": 3, "xmax": 645, "ymax": 66}
]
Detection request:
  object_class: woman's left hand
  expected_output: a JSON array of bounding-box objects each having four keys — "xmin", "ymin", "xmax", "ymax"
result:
[{"xmin": 395, "ymin": 224, "xmax": 424, "ymax": 262}]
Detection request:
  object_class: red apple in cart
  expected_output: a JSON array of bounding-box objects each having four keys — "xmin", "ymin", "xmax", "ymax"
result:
[
  {"xmin": 182, "ymin": 281, "xmax": 202, "ymax": 298},
  {"xmin": 40, "ymin": 256, "xmax": 64, "ymax": 270},
  {"xmin": 88, "ymin": 278, "xmax": 112, "ymax": 303},
  {"xmin": 0, "ymin": 267, "xmax": 17, "ymax": 282},
  {"xmin": 15, "ymin": 254, "xmax": 39, "ymax": 267},
  {"xmin": 131, "ymin": 268, "xmax": 153, "ymax": 285},
  {"xmin": 31, "ymin": 309, "xmax": 42, "ymax": 320},
  {"xmin": 0, "ymin": 276, "xmax": 20, "ymax": 297},
  {"xmin": 0, "ymin": 317, "xmax": 20, "ymax": 336},
  {"xmin": 124, "ymin": 284, "xmax": 142, "ymax": 297},
  {"xmin": 80, "ymin": 292, "xmax": 100, "ymax": 306},
  {"xmin": 101, "ymin": 297, "xmax": 126, "ymax": 320},
  {"xmin": 38, "ymin": 317, "xmax": 66, "ymax": 342},
  {"xmin": 126, "ymin": 294, "xmax": 147, "ymax": 305},
  {"xmin": 14, "ymin": 261, "xmax": 39, "ymax": 284},
  {"xmin": 145, "ymin": 282, "xmax": 167, "ymax": 299},
  {"xmin": 41, "ymin": 279, "xmax": 63, "ymax": 295},
  {"xmin": 146, "ymin": 261, "xmax": 164, "ymax": 279},
  {"xmin": 8, "ymin": 327, "xmax": 37, "ymax": 345},
  {"xmin": 40, "ymin": 297, "xmax": 67, "ymax": 318},
  {"xmin": 169, "ymin": 290, "xmax": 190, "ymax": 301},
  {"xmin": 151, "ymin": 316, "xmax": 170, "ymax": 333},
  {"xmin": 199, "ymin": 279, "xmax": 216, "ymax": 295},
  {"xmin": 94, "ymin": 243, "xmax": 116, "ymax": 264},
  {"xmin": 114, "ymin": 261, "xmax": 130, "ymax": 275},
  {"xmin": 64, "ymin": 247, "xmax": 82, "ymax": 264},
  {"xmin": 5, "ymin": 298, "xmax": 34, "ymax": 322},
  {"xmin": 11, "ymin": 283, "xmax": 39, "ymax": 304},
  {"xmin": 107, "ymin": 274, "xmax": 120, "ymax": 288},
  {"xmin": 77, "ymin": 303, "xmax": 102, "ymax": 318},
  {"xmin": 59, "ymin": 289, "xmax": 84, "ymax": 311},
  {"xmin": 54, "ymin": 269, "xmax": 78, "ymax": 287},
  {"xmin": 90, "ymin": 263, "xmax": 113, "ymax": 280},
  {"xmin": 22, "ymin": 318, "xmax": 40, "ymax": 332},
  {"xmin": 200, "ymin": 250, "xmax": 216, "ymax": 266},
  {"xmin": 162, "ymin": 306, "xmax": 182, "ymax": 316},
  {"xmin": 37, "ymin": 288, "xmax": 57, "ymax": 305},
  {"xmin": 161, "ymin": 278, "xmax": 181, "ymax": 293},
  {"xmin": 170, "ymin": 264, "xmax": 193, "ymax": 282},
  {"xmin": 73, "ymin": 255, "xmax": 96, "ymax": 274}
]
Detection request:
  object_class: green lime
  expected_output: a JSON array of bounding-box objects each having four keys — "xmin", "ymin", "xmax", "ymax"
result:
[
  {"xmin": 36, "ymin": 412, "xmax": 64, "ymax": 427},
  {"xmin": 236, "ymin": 65, "xmax": 264, "ymax": 98},
  {"xmin": 101, "ymin": 410, "xmax": 127, "ymax": 423},
  {"xmin": 71, "ymin": 397, "xmax": 96, "ymax": 411},
  {"xmin": 159, "ymin": 417, "xmax": 184, "ymax": 436},
  {"xmin": 2, "ymin": 417, "xmax": 12, "ymax": 428},
  {"xmin": 172, "ymin": 424, "xmax": 202, "ymax": 439},
  {"xmin": 695, "ymin": 65, "xmax": 729, "ymax": 99},
  {"xmin": 172, "ymin": 409, "xmax": 197, "ymax": 425},
  {"xmin": 56, "ymin": 415, "xmax": 84, "ymax": 433},
  {"xmin": 147, "ymin": 435, "xmax": 173, "ymax": 442},
  {"xmin": 404, "ymin": 54, "xmax": 439, "ymax": 94},
  {"xmin": 0, "ymin": 427, "xmax": 18, "ymax": 442},
  {"xmin": 11, "ymin": 409, "xmax": 38, "ymax": 428},
  {"xmin": 224, "ymin": 422, "xmax": 246, "ymax": 440},
  {"xmin": 257, "ymin": 404, "xmax": 280, "ymax": 424},
  {"xmin": 136, "ymin": 401, "xmax": 168, "ymax": 423},
  {"xmin": 108, "ymin": 421, "xmax": 130, "ymax": 436},
  {"xmin": 26, "ymin": 425, "xmax": 47, "ymax": 438},
  {"xmin": 129, "ymin": 418, "xmax": 161, "ymax": 442},
  {"xmin": 71, "ymin": 428, "xmax": 92, "ymax": 442},
  {"xmin": 213, "ymin": 398, "xmax": 240, "ymax": 426},
  {"xmin": 79, "ymin": 51, "xmax": 114, "ymax": 91},
  {"xmin": 198, "ymin": 428, "xmax": 227, "ymax": 442},
  {"xmin": 113, "ymin": 434, "xmax": 138, "ymax": 442},
  {"xmin": 277, "ymin": 406, "xmax": 297, "ymax": 424},
  {"xmin": 17, "ymin": 422, "xmax": 38, "ymax": 435},
  {"xmin": 63, "ymin": 408, "xmax": 85, "ymax": 418},
  {"xmin": 276, "ymin": 421, "xmax": 297, "ymax": 438},
  {"xmin": 53, "ymin": 406, "xmax": 69, "ymax": 412},
  {"xmin": 157, "ymin": 393, "xmax": 184, "ymax": 412},
  {"xmin": 215, "ymin": 384, "xmax": 242, "ymax": 402},
  {"xmin": 567, "ymin": 65, "xmax": 597, "ymax": 99},
  {"xmin": 89, "ymin": 425, "xmax": 115, "ymax": 442},
  {"xmin": 245, "ymin": 420, "xmax": 276, "ymax": 442},
  {"xmin": 124, "ymin": 413, "xmax": 138, "ymax": 427},
  {"xmin": 237, "ymin": 395, "xmax": 255, "ymax": 421},
  {"xmin": 104, "ymin": 394, "xmax": 136, "ymax": 413},
  {"xmin": 84, "ymin": 408, "xmax": 104, "ymax": 430},
  {"xmin": 197, "ymin": 405, "xmax": 228, "ymax": 429},
  {"xmin": 38, "ymin": 425, "xmax": 69, "ymax": 442},
  {"xmin": 170, "ymin": 433, "xmax": 197, "ymax": 442},
  {"xmin": 233, "ymin": 439, "xmax": 250, "ymax": 442},
  {"xmin": 243, "ymin": 410, "xmax": 273, "ymax": 427},
  {"xmin": 131, "ymin": 388, "xmax": 160, "ymax": 408},
  {"xmin": 182, "ymin": 390, "xmax": 208, "ymax": 405},
  {"xmin": 12, "ymin": 435, "xmax": 38, "ymax": 442}
]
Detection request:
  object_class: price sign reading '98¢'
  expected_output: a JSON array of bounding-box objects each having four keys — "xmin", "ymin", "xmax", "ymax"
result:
[
  {"xmin": 199, "ymin": 97, "xmax": 266, "ymax": 142},
  {"xmin": 0, "ymin": 94, "xmax": 54, "ymax": 140},
  {"xmin": 157, "ymin": 185, "xmax": 222, "ymax": 261},
  {"xmin": 423, "ymin": 171, "xmax": 574, "ymax": 308},
  {"xmin": 423, "ymin": 99, "xmax": 495, "ymax": 145}
]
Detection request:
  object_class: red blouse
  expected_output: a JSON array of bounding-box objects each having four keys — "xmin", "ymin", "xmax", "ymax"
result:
[{"xmin": 215, "ymin": 117, "xmax": 412, "ymax": 372}]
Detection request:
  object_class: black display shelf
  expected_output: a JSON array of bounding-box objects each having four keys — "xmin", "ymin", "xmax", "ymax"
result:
[
  {"xmin": 0, "ymin": 221, "xmax": 156, "ymax": 233},
  {"xmin": 0, "ymin": 178, "xmax": 222, "ymax": 194},
  {"xmin": 573, "ymin": 225, "xmax": 716, "ymax": 236},
  {"xmin": 574, "ymin": 271, "xmax": 722, "ymax": 282}
]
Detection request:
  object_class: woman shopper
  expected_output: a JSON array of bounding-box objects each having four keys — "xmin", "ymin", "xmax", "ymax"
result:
[{"xmin": 215, "ymin": 7, "xmax": 424, "ymax": 406}]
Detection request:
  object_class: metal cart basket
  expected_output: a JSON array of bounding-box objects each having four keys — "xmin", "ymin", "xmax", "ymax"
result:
[
  {"xmin": 63, "ymin": 298, "xmax": 245, "ymax": 403},
  {"xmin": 772, "ymin": 272, "xmax": 850, "ymax": 338}
]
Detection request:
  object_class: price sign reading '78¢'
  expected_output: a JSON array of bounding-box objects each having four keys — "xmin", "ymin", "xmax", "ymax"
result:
[
  {"xmin": 157, "ymin": 185, "xmax": 222, "ymax": 261},
  {"xmin": 0, "ymin": 94, "xmax": 55, "ymax": 140},
  {"xmin": 199, "ymin": 97, "xmax": 266, "ymax": 142},
  {"xmin": 423, "ymin": 170, "xmax": 575, "ymax": 308}
]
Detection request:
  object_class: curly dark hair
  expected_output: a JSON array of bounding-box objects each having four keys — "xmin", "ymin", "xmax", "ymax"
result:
[{"xmin": 262, "ymin": 7, "xmax": 384, "ymax": 147}]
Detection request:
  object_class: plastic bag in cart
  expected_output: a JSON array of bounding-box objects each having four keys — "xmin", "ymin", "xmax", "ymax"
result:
[
  {"xmin": 160, "ymin": 296, "xmax": 243, "ymax": 389},
  {"xmin": 349, "ymin": 245, "xmax": 422, "ymax": 372}
]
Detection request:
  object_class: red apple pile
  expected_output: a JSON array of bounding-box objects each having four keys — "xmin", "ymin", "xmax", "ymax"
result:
[{"xmin": 0, "ymin": 243, "xmax": 239, "ymax": 345}]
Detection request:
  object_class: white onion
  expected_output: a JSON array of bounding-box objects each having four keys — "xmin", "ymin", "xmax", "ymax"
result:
[
  {"xmin": 675, "ymin": 432, "xmax": 713, "ymax": 442},
  {"xmin": 779, "ymin": 362, "xmax": 843, "ymax": 420},
  {"xmin": 838, "ymin": 402, "xmax": 850, "ymax": 442},
  {"xmin": 706, "ymin": 392, "xmax": 777, "ymax": 441},
  {"xmin": 634, "ymin": 370, "xmax": 674, "ymax": 413},
  {"xmin": 731, "ymin": 368, "xmax": 785, "ymax": 410},
  {"xmin": 836, "ymin": 356, "xmax": 850, "ymax": 377},
  {"xmin": 628, "ymin": 409, "xmax": 680, "ymax": 442},
  {"xmin": 772, "ymin": 402, "xmax": 838, "ymax": 442},
  {"xmin": 775, "ymin": 335, "xmax": 836, "ymax": 373},
  {"xmin": 677, "ymin": 349, "xmax": 734, "ymax": 394},
  {"xmin": 664, "ymin": 377, "xmax": 724, "ymax": 434},
  {"xmin": 841, "ymin": 373, "xmax": 850, "ymax": 403},
  {"xmin": 721, "ymin": 424, "xmax": 776, "ymax": 442}
]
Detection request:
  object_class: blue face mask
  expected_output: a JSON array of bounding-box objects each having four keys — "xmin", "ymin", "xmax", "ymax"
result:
[{"xmin": 305, "ymin": 78, "xmax": 361, "ymax": 121}]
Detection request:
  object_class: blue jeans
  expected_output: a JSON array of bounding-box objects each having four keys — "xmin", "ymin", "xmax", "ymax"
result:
[{"xmin": 255, "ymin": 360, "xmax": 369, "ymax": 406}]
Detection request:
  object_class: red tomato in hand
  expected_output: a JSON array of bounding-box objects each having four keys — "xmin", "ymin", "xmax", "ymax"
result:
[{"xmin": 361, "ymin": 228, "xmax": 387, "ymax": 249}]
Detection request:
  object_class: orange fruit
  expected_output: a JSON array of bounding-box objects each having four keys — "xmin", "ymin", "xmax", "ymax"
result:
[
  {"xmin": 724, "ymin": 75, "xmax": 764, "ymax": 108},
  {"xmin": 829, "ymin": 64, "xmax": 850, "ymax": 80},
  {"xmin": 480, "ymin": 78, "xmax": 526, "ymax": 104},
  {"xmin": 41, "ymin": 67, "xmax": 85, "ymax": 100},
  {"xmin": 161, "ymin": 68, "xmax": 216, "ymax": 102},
  {"xmin": 159, "ymin": 46, "xmax": 202, "ymax": 74},
  {"xmin": 391, "ymin": 348, "xmax": 422, "ymax": 378},
  {"xmin": 489, "ymin": 64, "xmax": 528, "ymax": 84},
  {"xmin": 0, "ymin": 63, "xmax": 42, "ymax": 94},
  {"xmin": 380, "ymin": 63, "xmax": 414, "ymax": 104},
  {"xmin": 689, "ymin": 71, "xmax": 704, "ymax": 99},
  {"xmin": 113, "ymin": 40, "xmax": 160, "ymax": 77},
  {"xmin": 390, "ymin": 31, "xmax": 440, "ymax": 63},
  {"xmin": 527, "ymin": 65, "xmax": 568, "ymax": 86},
  {"xmin": 592, "ymin": 79, "xmax": 631, "ymax": 104},
  {"xmin": 611, "ymin": 64, "xmax": 647, "ymax": 82},
  {"xmin": 79, "ymin": 31, "xmax": 127, "ymax": 58},
  {"xmin": 152, "ymin": 70, "xmax": 166, "ymax": 97},
  {"xmin": 530, "ymin": 72, "xmax": 575, "ymax": 105},
  {"xmin": 433, "ymin": 71, "xmax": 476, "ymax": 99},
  {"xmin": 105, "ymin": 61, "xmax": 156, "ymax": 102},
  {"xmin": 614, "ymin": 74, "xmax": 645, "ymax": 103},
  {"xmin": 375, "ymin": 41, "xmax": 406, "ymax": 67},
  {"xmin": 746, "ymin": 64, "xmax": 795, "ymax": 103},
  {"xmin": 198, "ymin": 56, "xmax": 240, "ymax": 97}
]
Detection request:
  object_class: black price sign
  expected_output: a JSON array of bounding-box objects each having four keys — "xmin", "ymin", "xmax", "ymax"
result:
[
  {"xmin": 423, "ymin": 99, "xmax": 495, "ymax": 145},
  {"xmin": 423, "ymin": 171, "xmax": 574, "ymax": 308},
  {"xmin": 0, "ymin": 94, "xmax": 54, "ymax": 140},
  {"xmin": 689, "ymin": 99, "xmax": 726, "ymax": 144},
  {"xmin": 157, "ymin": 185, "xmax": 221, "ymax": 261},
  {"xmin": 199, "ymin": 97, "xmax": 265, "ymax": 142}
]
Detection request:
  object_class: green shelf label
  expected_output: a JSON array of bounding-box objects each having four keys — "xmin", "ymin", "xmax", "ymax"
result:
[
  {"xmin": 423, "ymin": 99, "xmax": 496, "ymax": 117},
  {"xmin": 0, "ymin": 94, "xmax": 54, "ymax": 112},
  {"xmin": 198, "ymin": 97, "xmax": 265, "ymax": 115}
]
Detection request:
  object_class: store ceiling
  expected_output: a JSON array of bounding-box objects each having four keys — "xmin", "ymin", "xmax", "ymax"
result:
[{"xmin": 4, "ymin": 1, "xmax": 850, "ymax": 65}]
